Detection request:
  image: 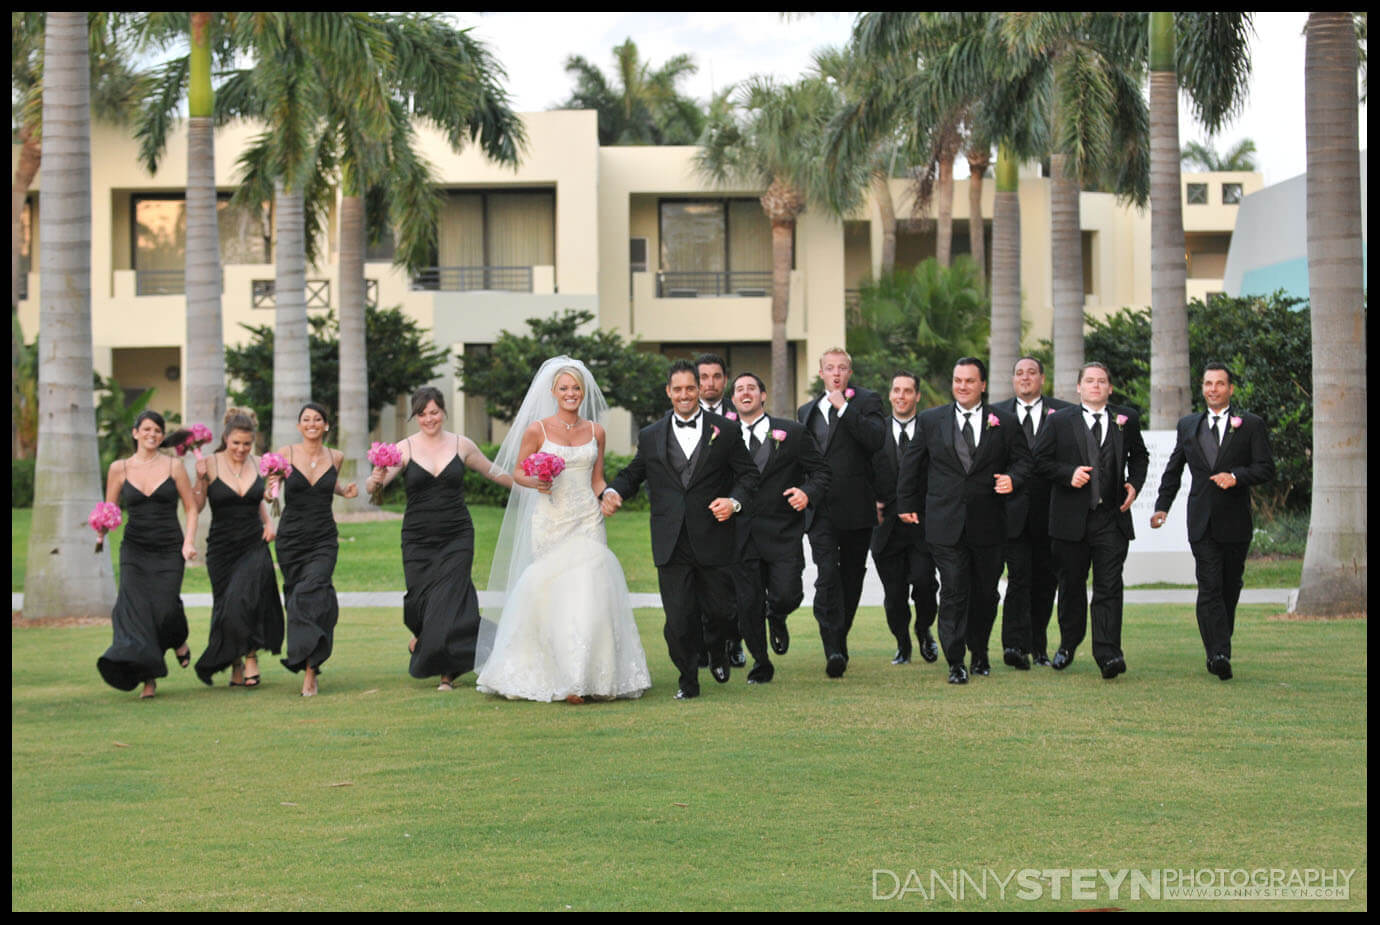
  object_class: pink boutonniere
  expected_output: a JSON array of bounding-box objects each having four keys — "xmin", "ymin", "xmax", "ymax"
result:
[
  {"xmin": 1047, "ymin": 407, "xmax": 1055, "ymax": 416},
  {"xmin": 1230, "ymin": 415, "xmax": 1243, "ymax": 431},
  {"xmin": 986, "ymin": 413, "xmax": 1000, "ymax": 429},
  {"xmin": 770, "ymin": 428, "xmax": 788, "ymax": 444},
  {"xmin": 724, "ymin": 411, "xmax": 738, "ymax": 422},
  {"xmin": 1115, "ymin": 414, "xmax": 1128, "ymax": 429},
  {"xmin": 709, "ymin": 425, "xmax": 721, "ymax": 445},
  {"xmin": 845, "ymin": 388, "xmax": 855, "ymax": 399}
]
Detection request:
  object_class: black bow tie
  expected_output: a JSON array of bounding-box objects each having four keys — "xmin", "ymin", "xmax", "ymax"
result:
[{"xmin": 674, "ymin": 414, "xmax": 701, "ymax": 429}]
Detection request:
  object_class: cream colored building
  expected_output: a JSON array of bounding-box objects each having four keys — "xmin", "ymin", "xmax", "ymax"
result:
[{"xmin": 15, "ymin": 110, "xmax": 1260, "ymax": 451}]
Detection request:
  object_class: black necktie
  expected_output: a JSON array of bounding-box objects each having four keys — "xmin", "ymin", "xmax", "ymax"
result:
[
  {"xmin": 748, "ymin": 421, "xmax": 762, "ymax": 453},
  {"xmin": 1023, "ymin": 404, "xmax": 1036, "ymax": 440},
  {"xmin": 675, "ymin": 414, "xmax": 700, "ymax": 429},
  {"xmin": 1091, "ymin": 412, "xmax": 1103, "ymax": 446},
  {"xmin": 1089, "ymin": 412, "xmax": 1103, "ymax": 509},
  {"xmin": 961, "ymin": 412, "xmax": 975, "ymax": 452},
  {"xmin": 827, "ymin": 404, "xmax": 838, "ymax": 426},
  {"xmin": 1211, "ymin": 415, "xmax": 1222, "ymax": 446},
  {"xmin": 896, "ymin": 421, "xmax": 910, "ymax": 462}
]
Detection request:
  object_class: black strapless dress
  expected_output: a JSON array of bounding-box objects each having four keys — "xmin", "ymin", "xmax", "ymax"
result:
[
  {"xmin": 276, "ymin": 465, "xmax": 339, "ymax": 673},
  {"xmin": 195, "ymin": 471, "xmax": 285, "ymax": 684},
  {"xmin": 401, "ymin": 456, "xmax": 482, "ymax": 679},
  {"xmin": 97, "ymin": 477, "xmax": 189, "ymax": 691}
]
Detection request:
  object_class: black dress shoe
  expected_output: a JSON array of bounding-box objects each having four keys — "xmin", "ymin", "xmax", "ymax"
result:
[
  {"xmin": 1100, "ymin": 657, "xmax": 1127, "ymax": 679},
  {"xmin": 727, "ymin": 639, "xmax": 747, "ymax": 668},
  {"xmin": 674, "ymin": 687, "xmax": 699, "ymax": 700},
  {"xmin": 825, "ymin": 653, "xmax": 847, "ymax": 678},
  {"xmin": 747, "ymin": 661, "xmax": 774, "ymax": 684},
  {"xmin": 971, "ymin": 656, "xmax": 991, "ymax": 676},
  {"xmin": 918, "ymin": 631, "xmax": 939, "ymax": 663},
  {"xmin": 1051, "ymin": 648, "xmax": 1074, "ymax": 671},
  {"xmin": 947, "ymin": 664, "xmax": 969, "ymax": 685},
  {"xmin": 1003, "ymin": 648, "xmax": 1031, "ymax": 671},
  {"xmin": 891, "ymin": 650, "xmax": 912, "ymax": 665},
  {"xmin": 767, "ymin": 617, "xmax": 789, "ymax": 655},
  {"xmin": 1032, "ymin": 652, "xmax": 1053, "ymax": 667},
  {"xmin": 1208, "ymin": 654, "xmax": 1233, "ymax": 680},
  {"xmin": 710, "ymin": 660, "xmax": 730, "ymax": 684}
]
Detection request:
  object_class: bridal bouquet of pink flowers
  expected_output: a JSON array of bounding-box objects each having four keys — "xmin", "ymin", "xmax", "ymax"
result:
[
  {"xmin": 88, "ymin": 502, "xmax": 123, "ymax": 553},
  {"xmin": 520, "ymin": 451, "xmax": 566, "ymax": 489},
  {"xmin": 259, "ymin": 453, "xmax": 294, "ymax": 515},
  {"xmin": 366, "ymin": 442, "xmax": 403, "ymax": 504},
  {"xmin": 175, "ymin": 423, "xmax": 214, "ymax": 459}
]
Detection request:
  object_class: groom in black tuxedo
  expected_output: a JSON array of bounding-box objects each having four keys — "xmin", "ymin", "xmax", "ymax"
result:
[
  {"xmin": 602, "ymin": 360, "xmax": 760, "ymax": 699},
  {"xmin": 729, "ymin": 372, "xmax": 831, "ymax": 684}
]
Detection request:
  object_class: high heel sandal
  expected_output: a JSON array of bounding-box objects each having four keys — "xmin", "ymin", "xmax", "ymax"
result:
[{"xmin": 175, "ymin": 646, "xmax": 191, "ymax": 669}]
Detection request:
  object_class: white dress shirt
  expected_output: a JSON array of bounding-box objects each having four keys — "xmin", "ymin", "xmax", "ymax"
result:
[
  {"xmin": 672, "ymin": 411, "xmax": 703, "ymax": 459},
  {"xmin": 1017, "ymin": 398, "xmax": 1044, "ymax": 436},
  {"xmin": 1080, "ymin": 405, "xmax": 1110, "ymax": 446},
  {"xmin": 891, "ymin": 415, "xmax": 916, "ymax": 446},
  {"xmin": 954, "ymin": 403, "xmax": 983, "ymax": 449},
  {"xmin": 740, "ymin": 413, "xmax": 767, "ymax": 452}
]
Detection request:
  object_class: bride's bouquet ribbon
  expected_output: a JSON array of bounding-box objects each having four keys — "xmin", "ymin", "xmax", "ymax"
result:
[
  {"xmin": 175, "ymin": 423, "xmax": 214, "ymax": 460},
  {"xmin": 520, "ymin": 451, "xmax": 566, "ymax": 484},
  {"xmin": 366, "ymin": 442, "xmax": 403, "ymax": 504},
  {"xmin": 259, "ymin": 453, "xmax": 293, "ymax": 514},
  {"xmin": 88, "ymin": 502, "xmax": 122, "ymax": 553}
]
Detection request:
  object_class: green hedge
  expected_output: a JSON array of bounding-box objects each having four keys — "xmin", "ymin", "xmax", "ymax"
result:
[{"xmin": 12, "ymin": 458, "xmax": 35, "ymax": 508}]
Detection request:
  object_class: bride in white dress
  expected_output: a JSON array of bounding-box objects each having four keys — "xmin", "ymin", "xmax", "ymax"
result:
[{"xmin": 475, "ymin": 357, "xmax": 651, "ymax": 702}]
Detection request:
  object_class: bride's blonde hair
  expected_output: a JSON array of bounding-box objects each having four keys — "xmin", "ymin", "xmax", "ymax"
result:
[{"xmin": 551, "ymin": 365, "xmax": 586, "ymax": 393}]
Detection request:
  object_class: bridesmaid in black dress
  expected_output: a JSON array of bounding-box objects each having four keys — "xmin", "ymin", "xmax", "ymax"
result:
[
  {"xmin": 364, "ymin": 387, "xmax": 513, "ymax": 691},
  {"xmin": 193, "ymin": 407, "xmax": 284, "ymax": 688},
  {"xmin": 97, "ymin": 411, "xmax": 200, "ymax": 698},
  {"xmin": 267, "ymin": 403, "xmax": 358, "ymax": 697}
]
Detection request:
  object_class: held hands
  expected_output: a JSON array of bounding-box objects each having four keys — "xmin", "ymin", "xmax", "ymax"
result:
[
  {"xmin": 993, "ymin": 473, "xmax": 1014, "ymax": 495},
  {"xmin": 1120, "ymin": 483, "xmax": 1137, "ymax": 512},
  {"xmin": 784, "ymin": 487, "xmax": 810, "ymax": 512},
  {"xmin": 875, "ymin": 500, "xmax": 885, "ymax": 525},
  {"xmin": 708, "ymin": 498, "xmax": 736, "ymax": 522},
  {"xmin": 1071, "ymin": 465, "xmax": 1094, "ymax": 488},
  {"xmin": 899, "ymin": 512, "xmax": 920, "ymax": 525},
  {"xmin": 261, "ymin": 521, "xmax": 276, "ymax": 542},
  {"xmin": 1150, "ymin": 511, "xmax": 1167, "ymax": 529},
  {"xmin": 181, "ymin": 538, "xmax": 198, "ymax": 562},
  {"xmin": 600, "ymin": 489, "xmax": 622, "ymax": 517},
  {"xmin": 1209, "ymin": 472, "xmax": 1237, "ymax": 490}
]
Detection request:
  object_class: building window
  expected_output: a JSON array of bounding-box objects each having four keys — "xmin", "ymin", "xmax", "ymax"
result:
[
  {"xmin": 1221, "ymin": 183, "xmax": 1243, "ymax": 205},
  {"xmin": 132, "ymin": 194, "xmax": 270, "ymax": 294},
  {"xmin": 657, "ymin": 198, "xmax": 776, "ymax": 297},
  {"xmin": 1185, "ymin": 183, "xmax": 1208, "ymax": 205}
]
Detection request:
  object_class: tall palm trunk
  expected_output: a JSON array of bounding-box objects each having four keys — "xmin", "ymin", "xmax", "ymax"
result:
[
  {"xmin": 1049, "ymin": 150, "xmax": 1085, "ymax": 403},
  {"xmin": 761, "ymin": 178, "xmax": 803, "ymax": 417},
  {"xmin": 988, "ymin": 146, "xmax": 1021, "ymax": 402},
  {"xmin": 184, "ymin": 12, "xmax": 225, "ymax": 435},
  {"xmin": 271, "ymin": 185, "xmax": 311, "ymax": 448},
  {"xmin": 966, "ymin": 145, "xmax": 990, "ymax": 290},
  {"xmin": 1295, "ymin": 12, "xmax": 1366, "ymax": 615},
  {"xmin": 872, "ymin": 172, "xmax": 896, "ymax": 276},
  {"xmin": 1148, "ymin": 12, "xmax": 1190, "ymax": 427},
  {"xmin": 24, "ymin": 12, "xmax": 116, "ymax": 619},
  {"xmin": 934, "ymin": 132, "xmax": 957, "ymax": 267},
  {"xmin": 335, "ymin": 191, "xmax": 370, "ymax": 511}
]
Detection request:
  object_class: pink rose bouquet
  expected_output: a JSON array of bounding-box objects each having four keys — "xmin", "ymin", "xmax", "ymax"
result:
[
  {"xmin": 176, "ymin": 423, "xmax": 214, "ymax": 459},
  {"xmin": 259, "ymin": 453, "xmax": 294, "ymax": 515},
  {"xmin": 521, "ymin": 451, "xmax": 567, "ymax": 485},
  {"xmin": 88, "ymin": 502, "xmax": 123, "ymax": 553},
  {"xmin": 366, "ymin": 442, "xmax": 403, "ymax": 504}
]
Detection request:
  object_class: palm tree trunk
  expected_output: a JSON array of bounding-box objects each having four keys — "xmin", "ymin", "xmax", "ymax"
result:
[
  {"xmin": 872, "ymin": 172, "xmax": 896, "ymax": 276},
  {"xmin": 184, "ymin": 13, "xmax": 225, "ymax": 442},
  {"xmin": 935, "ymin": 143, "xmax": 955, "ymax": 268},
  {"xmin": 272, "ymin": 185, "xmax": 312, "ymax": 448},
  {"xmin": 966, "ymin": 145, "xmax": 990, "ymax": 290},
  {"xmin": 989, "ymin": 146, "xmax": 1021, "ymax": 403},
  {"xmin": 1295, "ymin": 12, "xmax": 1366, "ymax": 615},
  {"xmin": 335, "ymin": 192, "xmax": 370, "ymax": 511},
  {"xmin": 24, "ymin": 12, "xmax": 117, "ymax": 619},
  {"xmin": 1148, "ymin": 12, "xmax": 1190, "ymax": 427},
  {"xmin": 768, "ymin": 218, "xmax": 794, "ymax": 417},
  {"xmin": 1049, "ymin": 150, "xmax": 1085, "ymax": 403}
]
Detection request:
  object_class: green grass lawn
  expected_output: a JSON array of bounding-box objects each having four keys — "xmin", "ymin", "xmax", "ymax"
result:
[
  {"xmin": 11, "ymin": 603, "xmax": 1368, "ymax": 910},
  {"xmin": 11, "ymin": 508, "xmax": 1297, "ymax": 595}
]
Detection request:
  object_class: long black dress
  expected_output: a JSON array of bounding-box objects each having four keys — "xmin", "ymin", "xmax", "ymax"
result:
[
  {"xmin": 97, "ymin": 468, "xmax": 189, "ymax": 691},
  {"xmin": 276, "ymin": 457, "xmax": 339, "ymax": 673},
  {"xmin": 402, "ymin": 447, "xmax": 482, "ymax": 679},
  {"xmin": 194, "ymin": 464, "xmax": 285, "ymax": 684}
]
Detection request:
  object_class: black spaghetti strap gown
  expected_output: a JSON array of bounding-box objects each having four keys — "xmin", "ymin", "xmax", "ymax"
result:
[
  {"xmin": 97, "ymin": 473, "xmax": 189, "ymax": 691},
  {"xmin": 276, "ymin": 460, "xmax": 339, "ymax": 673},
  {"xmin": 401, "ymin": 448, "xmax": 482, "ymax": 679},
  {"xmin": 194, "ymin": 466, "xmax": 285, "ymax": 684}
]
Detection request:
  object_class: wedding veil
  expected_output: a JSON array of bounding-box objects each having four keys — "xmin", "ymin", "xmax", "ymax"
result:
[{"xmin": 474, "ymin": 356, "xmax": 610, "ymax": 669}]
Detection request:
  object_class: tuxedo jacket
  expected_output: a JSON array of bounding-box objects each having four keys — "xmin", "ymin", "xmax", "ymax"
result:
[
  {"xmin": 733, "ymin": 417, "xmax": 831, "ymax": 559},
  {"xmin": 607, "ymin": 412, "xmax": 760, "ymax": 568},
  {"xmin": 897, "ymin": 402, "xmax": 1032, "ymax": 547},
  {"xmin": 993, "ymin": 395, "xmax": 1075, "ymax": 540},
  {"xmin": 871, "ymin": 421, "xmax": 926, "ymax": 555},
  {"xmin": 1153, "ymin": 407, "xmax": 1275, "ymax": 543},
  {"xmin": 796, "ymin": 386, "xmax": 887, "ymax": 531},
  {"xmin": 1034, "ymin": 404, "xmax": 1149, "ymax": 543}
]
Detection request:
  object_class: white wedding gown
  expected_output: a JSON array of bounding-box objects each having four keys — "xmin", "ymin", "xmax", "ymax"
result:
[{"xmin": 476, "ymin": 438, "xmax": 652, "ymax": 701}]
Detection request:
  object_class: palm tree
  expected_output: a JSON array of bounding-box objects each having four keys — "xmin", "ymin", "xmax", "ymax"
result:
[
  {"xmin": 988, "ymin": 146, "xmax": 1022, "ymax": 398},
  {"xmin": 697, "ymin": 76, "xmax": 865, "ymax": 415},
  {"xmin": 23, "ymin": 12, "xmax": 117, "ymax": 619},
  {"xmin": 1295, "ymin": 12, "xmax": 1366, "ymax": 615},
  {"xmin": 1148, "ymin": 12, "xmax": 1253, "ymax": 427},
  {"xmin": 1179, "ymin": 137, "xmax": 1258, "ymax": 173},
  {"xmin": 561, "ymin": 38, "xmax": 703, "ymax": 145}
]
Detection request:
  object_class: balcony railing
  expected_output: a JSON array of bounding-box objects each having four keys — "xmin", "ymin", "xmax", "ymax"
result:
[
  {"xmin": 656, "ymin": 270, "xmax": 772, "ymax": 298},
  {"xmin": 252, "ymin": 278, "xmax": 332, "ymax": 308},
  {"xmin": 410, "ymin": 266, "xmax": 533, "ymax": 293},
  {"xmin": 136, "ymin": 269, "xmax": 186, "ymax": 296}
]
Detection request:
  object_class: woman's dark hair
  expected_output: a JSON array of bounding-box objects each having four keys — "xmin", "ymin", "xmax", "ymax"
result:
[
  {"xmin": 409, "ymin": 386, "xmax": 446, "ymax": 420},
  {"xmin": 298, "ymin": 402, "xmax": 331, "ymax": 425},
  {"xmin": 130, "ymin": 410, "xmax": 172, "ymax": 449},
  {"xmin": 215, "ymin": 406, "xmax": 260, "ymax": 453}
]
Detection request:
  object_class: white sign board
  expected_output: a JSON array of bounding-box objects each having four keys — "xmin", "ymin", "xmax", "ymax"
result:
[{"xmin": 1125, "ymin": 429, "xmax": 1196, "ymax": 586}]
